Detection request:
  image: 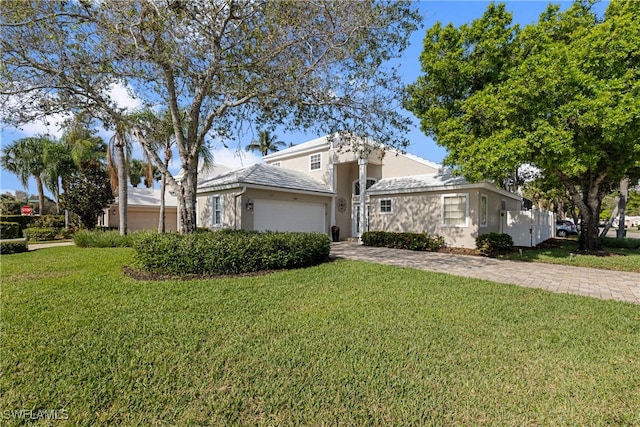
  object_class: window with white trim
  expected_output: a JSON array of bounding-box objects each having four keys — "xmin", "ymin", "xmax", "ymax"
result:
[
  {"xmin": 309, "ymin": 153, "xmax": 321, "ymax": 171},
  {"xmin": 380, "ymin": 199, "xmax": 392, "ymax": 213},
  {"xmin": 442, "ymin": 194, "xmax": 468, "ymax": 227},
  {"xmin": 480, "ymin": 194, "xmax": 488, "ymax": 227},
  {"xmin": 212, "ymin": 195, "xmax": 223, "ymax": 226}
]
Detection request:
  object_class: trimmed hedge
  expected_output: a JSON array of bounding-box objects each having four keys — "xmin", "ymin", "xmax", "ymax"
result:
[
  {"xmin": 22, "ymin": 227, "xmax": 60, "ymax": 241},
  {"xmin": 0, "ymin": 215, "xmax": 35, "ymax": 230},
  {"xmin": 361, "ymin": 231, "xmax": 445, "ymax": 251},
  {"xmin": 0, "ymin": 222, "xmax": 20, "ymax": 239},
  {"xmin": 131, "ymin": 230, "xmax": 331, "ymax": 276},
  {"xmin": 73, "ymin": 229, "xmax": 137, "ymax": 248},
  {"xmin": 0, "ymin": 238, "xmax": 28, "ymax": 255},
  {"xmin": 476, "ymin": 232, "xmax": 513, "ymax": 256},
  {"xmin": 601, "ymin": 237, "xmax": 640, "ymax": 250},
  {"xmin": 31, "ymin": 215, "xmax": 65, "ymax": 228}
]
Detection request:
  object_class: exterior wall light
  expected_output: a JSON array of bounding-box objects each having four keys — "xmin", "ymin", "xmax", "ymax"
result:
[{"xmin": 246, "ymin": 199, "xmax": 254, "ymax": 211}]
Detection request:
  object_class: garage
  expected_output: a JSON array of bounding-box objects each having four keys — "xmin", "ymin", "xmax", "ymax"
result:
[{"xmin": 253, "ymin": 199, "xmax": 327, "ymax": 233}]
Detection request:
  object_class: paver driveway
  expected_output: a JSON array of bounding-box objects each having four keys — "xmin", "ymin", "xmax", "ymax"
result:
[{"xmin": 331, "ymin": 242, "xmax": 640, "ymax": 304}]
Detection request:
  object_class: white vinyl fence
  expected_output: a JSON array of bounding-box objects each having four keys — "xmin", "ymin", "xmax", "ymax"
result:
[{"xmin": 503, "ymin": 208, "xmax": 555, "ymax": 247}]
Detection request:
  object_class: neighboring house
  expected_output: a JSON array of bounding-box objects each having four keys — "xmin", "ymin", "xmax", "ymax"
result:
[
  {"xmin": 196, "ymin": 134, "xmax": 524, "ymax": 247},
  {"xmin": 101, "ymin": 187, "xmax": 178, "ymax": 232}
]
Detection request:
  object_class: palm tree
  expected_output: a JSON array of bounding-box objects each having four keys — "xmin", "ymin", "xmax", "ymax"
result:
[
  {"xmin": 42, "ymin": 140, "xmax": 73, "ymax": 213},
  {"xmin": 1, "ymin": 136, "xmax": 51, "ymax": 215},
  {"xmin": 107, "ymin": 120, "xmax": 137, "ymax": 236},
  {"xmin": 245, "ymin": 130, "xmax": 286, "ymax": 156}
]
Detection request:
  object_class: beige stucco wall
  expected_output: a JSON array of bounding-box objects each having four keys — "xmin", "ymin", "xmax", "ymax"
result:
[
  {"xmin": 379, "ymin": 153, "xmax": 439, "ymax": 178},
  {"xmin": 106, "ymin": 205, "xmax": 178, "ymax": 232},
  {"xmin": 198, "ymin": 188, "xmax": 332, "ymax": 233},
  {"xmin": 368, "ymin": 188, "xmax": 520, "ymax": 248},
  {"xmin": 197, "ymin": 191, "xmax": 239, "ymax": 229},
  {"xmin": 268, "ymin": 148, "xmax": 331, "ymax": 184}
]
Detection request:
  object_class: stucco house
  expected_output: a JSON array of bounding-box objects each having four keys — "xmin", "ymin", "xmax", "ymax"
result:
[{"xmin": 196, "ymin": 134, "xmax": 523, "ymax": 247}]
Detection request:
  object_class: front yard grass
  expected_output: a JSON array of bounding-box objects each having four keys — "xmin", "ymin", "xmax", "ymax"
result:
[
  {"xmin": 1, "ymin": 247, "xmax": 639, "ymax": 425},
  {"xmin": 500, "ymin": 238, "xmax": 640, "ymax": 272}
]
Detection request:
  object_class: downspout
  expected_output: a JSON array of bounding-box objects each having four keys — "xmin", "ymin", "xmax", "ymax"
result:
[{"xmin": 233, "ymin": 187, "xmax": 247, "ymax": 230}]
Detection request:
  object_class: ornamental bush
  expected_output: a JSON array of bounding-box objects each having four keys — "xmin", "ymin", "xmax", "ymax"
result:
[
  {"xmin": 131, "ymin": 230, "xmax": 331, "ymax": 276},
  {"xmin": 600, "ymin": 237, "xmax": 640, "ymax": 250},
  {"xmin": 0, "ymin": 221, "xmax": 20, "ymax": 239},
  {"xmin": 0, "ymin": 215, "xmax": 35, "ymax": 230},
  {"xmin": 361, "ymin": 231, "xmax": 445, "ymax": 251},
  {"xmin": 73, "ymin": 229, "xmax": 137, "ymax": 248},
  {"xmin": 22, "ymin": 227, "xmax": 61, "ymax": 241},
  {"xmin": 476, "ymin": 233, "xmax": 513, "ymax": 256},
  {"xmin": 31, "ymin": 215, "xmax": 65, "ymax": 228},
  {"xmin": 0, "ymin": 238, "xmax": 28, "ymax": 255}
]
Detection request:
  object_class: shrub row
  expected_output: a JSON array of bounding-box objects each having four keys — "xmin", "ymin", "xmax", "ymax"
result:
[
  {"xmin": 73, "ymin": 229, "xmax": 138, "ymax": 248},
  {"xmin": 132, "ymin": 230, "xmax": 331, "ymax": 276},
  {"xmin": 0, "ymin": 222, "xmax": 20, "ymax": 239},
  {"xmin": 0, "ymin": 238, "xmax": 28, "ymax": 255},
  {"xmin": 361, "ymin": 231, "xmax": 445, "ymax": 251},
  {"xmin": 0, "ymin": 215, "xmax": 35, "ymax": 229},
  {"xmin": 31, "ymin": 215, "xmax": 66, "ymax": 228},
  {"xmin": 601, "ymin": 237, "xmax": 640, "ymax": 250},
  {"xmin": 21, "ymin": 227, "xmax": 61, "ymax": 241},
  {"xmin": 476, "ymin": 232, "xmax": 513, "ymax": 256}
]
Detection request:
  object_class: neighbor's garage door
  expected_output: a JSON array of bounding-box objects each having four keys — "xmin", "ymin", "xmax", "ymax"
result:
[{"xmin": 253, "ymin": 199, "xmax": 326, "ymax": 233}]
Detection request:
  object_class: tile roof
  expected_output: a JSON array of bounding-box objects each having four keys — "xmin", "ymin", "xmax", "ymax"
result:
[
  {"xmin": 114, "ymin": 187, "xmax": 178, "ymax": 207},
  {"xmin": 367, "ymin": 173, "xmax": 469, "ymax": 195},
  {"xmin": 198, "ymin": 163, "xmax": 334, "ymax": 195}
]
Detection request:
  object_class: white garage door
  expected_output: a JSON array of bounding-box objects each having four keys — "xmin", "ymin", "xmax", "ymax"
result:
[{"xmin": 253, "ymin": 199, "xmax": 326, "ymax": 233}]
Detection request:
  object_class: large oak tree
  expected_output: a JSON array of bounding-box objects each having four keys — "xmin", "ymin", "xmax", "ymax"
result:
[
  {"xmin": 1, "ymin": 0, "xmax": 420, "ymax": 233},
  {"xmin": 406, "ymin": 1, "xmax": 640, "ymax": 250}
]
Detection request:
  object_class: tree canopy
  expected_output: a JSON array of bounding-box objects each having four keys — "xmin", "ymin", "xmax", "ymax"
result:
[
  {"xmin": 405, "ymin": 1, "xmax": 640, "ymax": 250},
  {"xmin": 59, "ymin": 161, "xmax": 114, "ymax": 230},
  {"xmin": 1, "ymin": 0, "xmax": 420, "ymax": 233}
]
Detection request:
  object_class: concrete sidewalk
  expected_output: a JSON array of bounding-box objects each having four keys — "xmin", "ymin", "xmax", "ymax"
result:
[
  {"xmin": 331, "ymin": 242, "xmax": 640, "ymax": 305},
  {"xmin": 28, "ymin": 241, "xmax": 75, "ymax": 251}
]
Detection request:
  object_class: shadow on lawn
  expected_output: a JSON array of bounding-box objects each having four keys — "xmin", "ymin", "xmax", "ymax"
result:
[{"xmin": 504, "ymin": 238, "xmax": 629, "ymax": 262}]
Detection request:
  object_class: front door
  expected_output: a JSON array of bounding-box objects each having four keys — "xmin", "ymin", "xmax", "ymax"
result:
[{"xmin": 352, "ymin": 201, "xmax": 370, "ymax": 237}]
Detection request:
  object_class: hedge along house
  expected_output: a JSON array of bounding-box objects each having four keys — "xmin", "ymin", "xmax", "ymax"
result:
[{"xmin": 196, "ymin": 134, "xmax": 523, "ymax": 247}]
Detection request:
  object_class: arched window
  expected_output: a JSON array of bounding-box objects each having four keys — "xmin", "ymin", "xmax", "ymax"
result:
[{"xmin": 353, "ymin": 178, "xmax": 377, "ymax": 196}]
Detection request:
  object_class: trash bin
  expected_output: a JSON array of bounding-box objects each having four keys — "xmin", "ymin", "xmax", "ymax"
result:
[{"xmin": 331, "ymin": 225, "xmax": 340, "ymax": 242}]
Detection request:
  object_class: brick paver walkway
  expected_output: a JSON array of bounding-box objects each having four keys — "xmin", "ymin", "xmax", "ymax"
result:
[{"xmin": 331, "ymin": 242, "xmax": 640, "ymax": 305}]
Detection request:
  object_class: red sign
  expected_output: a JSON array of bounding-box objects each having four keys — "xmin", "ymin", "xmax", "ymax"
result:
[{"xmin": 21, "ymin": 205, "xmax": 33, "ymax": 216}]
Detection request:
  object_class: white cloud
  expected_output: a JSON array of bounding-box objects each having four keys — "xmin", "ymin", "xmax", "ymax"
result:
[
  {"xmin": 2, "ymin": 113, "xmax": 69, "ymax": 139},
  {"xmin": 108, "ymin": 82, "xmax": 142, "ymax": 111},
  {"xmin": 211, "ymin": 147, "xmax": 262, "ymax": 169}
]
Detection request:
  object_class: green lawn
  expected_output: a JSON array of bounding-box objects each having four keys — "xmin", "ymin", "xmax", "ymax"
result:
[
  {"xmin": 499, "ymin": 238, "xmax": 640, "ymax": 272},
  {"xmin": 1, "ymin": 247, "xmax": 639, "ymax": 426}
]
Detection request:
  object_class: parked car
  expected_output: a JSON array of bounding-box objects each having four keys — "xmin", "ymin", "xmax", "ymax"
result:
[{"xmin": 556, "ymin": 220, "xmax": 578, "ymax": 237}]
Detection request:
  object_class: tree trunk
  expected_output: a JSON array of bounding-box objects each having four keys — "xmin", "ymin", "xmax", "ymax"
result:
[
  {"xmin": 116, "ymin": 140, "xmax": 128, "ymax": 236},
  {"xmin": 158, "ymin": 173, "xmax": 166, "ymax": 233},
  {"xmin": 177, "ymin": 161, "xmax": 198, "ymax": 233},
  {"xmin": 617, "ymin": 177, "xmax": 629, "ymax": 239},
  {"xmin": 557, "ymin": 171, "xmax": 605, "ymax": 251},
  {"xmin": 600, "ymin": 202, "xmax": 618, "ymax": 237},
  {"xmin": 35, "ymin": 174, "xmax": 45, "ymax": 215}
]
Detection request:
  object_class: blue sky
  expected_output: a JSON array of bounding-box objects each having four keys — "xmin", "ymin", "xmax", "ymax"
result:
[{"xmin": 0, "ymin": 1, "xmax": 608, "ymax": 198}]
